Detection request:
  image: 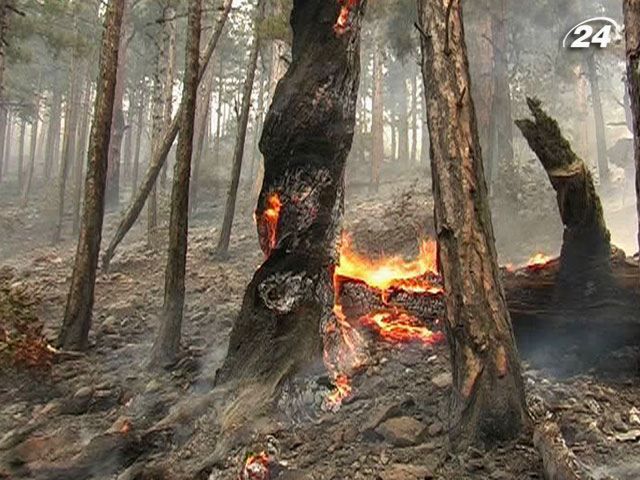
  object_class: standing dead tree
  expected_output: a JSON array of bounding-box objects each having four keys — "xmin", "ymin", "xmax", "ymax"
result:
[
  {"xmin": 417, "ymin": 0, "xmax": 529, "ymax": 447},
  {"xmin": 215, "ymin": 0, "xmax": 366, "ymax": 404},
  {"xmin": 101, "ymin": 0, "xmax": 233, "ymax": 271},
  {"xmin": 58, "ymin": 0, "xmax": 125, "ymax": 351},
  {"xmin": 515, "ymin": 98, "xmax": 612, "ymax": 299}
]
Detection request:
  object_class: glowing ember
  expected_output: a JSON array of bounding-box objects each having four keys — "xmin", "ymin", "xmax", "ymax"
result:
[
  {"xmin": 258, "ymin": 193, "xmax": 282, "ymax": 257},
  {"xmin": 323, "ymin": 235, "xmax": 445, "ymax": 410},
  {"xmin": 120, "ymin": 419, "xmax": 132, "ymax": 434},
  {"xmin": 527, "ymin": 252, "xmax": 553, "ymax": 271},
  {"xmin": 360, "ymin": 310, "xmax": 445, "ymax": 345},
  {"xmin": 334, "ymin": 0, "xmax": 359, "ymax": 34},
  {"xmin": 240, "ymin": 452, "xmax": 270, "ymax": 480}
]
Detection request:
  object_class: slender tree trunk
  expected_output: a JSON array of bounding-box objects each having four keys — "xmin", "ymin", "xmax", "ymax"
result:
[
  {"xmin": 44, "ymin": 89, "xmax": 62, "ymax": 179},
  {"xmin": 58, "ymin": 0, "xmax": 125, "ymax": 351},
  {"xmin": 421, "ymin": 94, "xmax": 429, "ymax": 165},
  {"xmin": 148, "ymin": 50, "xmax": 165, "ymax": 246},
  {"xmin": 417, "ymin": 0, "xmax": 529, "ymax": 447},
  {"xmin": 370, "ymin": 43, "xmax": 383, "ymax": 192},
  {"xmin": 398, "ymin": 77, "xmax": 409, "ymax": 164},
  {"xmin": 3, "ymin": 110, "xmax": 11, "ymax": 177},
  {"xmin": 101, "ymin": 0, "xmax": 233, "ymax": 270},
  {"xmin": 52, "ymin": 59, "xmax": 81, "ymax": 244},
  {"xmin": 189, "ymin": 73, "xmax": 212, "ymax": 215},
  {"xmin": 122, "ymin": 91, "xmax": 134, "ymax": 183},
  {"xmin": 215, "ymin": 1, "xmax": 264, "ymax": 257},
  {"xmin": 160, "ymin": 4, "xmax": 177, "ymax": 190},
  {"xmin": 214, "ymin": 55, "xmax": 223, "ymax": 168},
  {"xmin": 625, "ymin": 0, "xmax": 640, "ymax": 256},
  {"xmin": 411, "ymin": 70, "xmax": 418, "ymax": 164},
  {"xmin": 216, "ymin": 0, "xmax": 365, "ymax": 400},
  {"xmin": 586, "ymin": 53, "xmax": 609, "ymax": 188},
  {"xmin": 149, "ymin": 0, "xmax": 202, "ymax": 368},
  {"xmin": 17, "ymin": 119, "xmax": 25, "ymax": 189},
  {"xmin": 21, "ymin": 99, "xmax": 40, "ymax": 206},
  {"xmin": 73, "ymin": 76, "xmax": 93, "ymax": 234},
  {"xmin": 105, "ymin": 0, "xmax": 131, "ymax": 210},
  {"xmin": 132, "ymin": 86, "xmax": 145, "ymax": 195},
  {"xmin": 0, "ymin": 0, "xmax": 11, "ymax": 184}
]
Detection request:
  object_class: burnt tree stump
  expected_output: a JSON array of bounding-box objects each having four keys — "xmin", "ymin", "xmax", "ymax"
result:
[
  {"xmin": 216, "ymin": 0, "xmax": 366, "ymax": 400},
  {"xmin": 516, "ymin": 98, "xmax": 612, "ymax": 302}
]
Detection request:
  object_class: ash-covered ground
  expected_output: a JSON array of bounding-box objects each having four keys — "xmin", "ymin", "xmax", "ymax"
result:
[{"xmin": 1, "ymin": 176, "xmax": 639, "ymax": 480}]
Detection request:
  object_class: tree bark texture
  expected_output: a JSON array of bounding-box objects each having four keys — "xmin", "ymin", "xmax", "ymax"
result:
[
  {"xmin": 149, "ymin": 0, "xmax": 201, "ymax": 368},
  {"xmin": 417, "ymin": 0, "xmax": 529, "ymax": 447},
  {"xmin": 624, "ymin": 0, "xmax": 640, "ymax": 256},
  {"xmin": 515, "ymin": 98, "xmax": 612, "ymax": 300},
  {"xmin": 216, "ymin": 0, "xmax": 365, "ymax": 390},
  {"xmin": 215, "ymin": 0, "xmax": 265, "ymax": 257},
  {"xmin": 58, "ymin": 0, "xmax": 125, "ymax": 350},
  {"xmin": 101, "ymin": 0, "xmax": 233, "ymax": 270}
]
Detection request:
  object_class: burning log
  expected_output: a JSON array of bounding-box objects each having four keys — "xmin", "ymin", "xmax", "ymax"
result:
[
  {"xmin": 215, "ymin": 0, "xmax": 366, "ymax": 410},
  {"xmin": 515, "ymin": 98, "xmax": 612, "ymax": 303}
]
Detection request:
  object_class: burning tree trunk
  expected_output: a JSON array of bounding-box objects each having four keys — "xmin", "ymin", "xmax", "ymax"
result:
[
  {"xmin": 417, "ymin": 0, "xmax": 529, "ymax": 447},
  {"xmin": 215, "ymin": 0, "xmax": 264, "ymax": 258},
  {"xmin": 58, "ymin": 0, "xmax": 125, "ymax": 350},
  {"xmin": 624, "ymin": 0, "xmax": 640, "ymax": 256},
  {"xmin": 148, "ymin": 0, "xmax": 201, "ymax": 369},
  {"xmin": 216, "ymin": 0, "xmax": 365, "ymax": 396},
  {"xmin": 515, "ymin": 98, "xmax": 612, "ymax": 299}
]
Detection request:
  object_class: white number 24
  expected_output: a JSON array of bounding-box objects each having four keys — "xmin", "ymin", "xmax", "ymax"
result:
[{"xmin": 570, "ymin": 24, "xmax": 612, "ymax": 49}]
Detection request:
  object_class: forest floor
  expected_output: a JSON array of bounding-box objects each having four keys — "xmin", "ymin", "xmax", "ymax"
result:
[{"xmin": 1, "ymin": 175, "xmax": 640, "ymax": 480}]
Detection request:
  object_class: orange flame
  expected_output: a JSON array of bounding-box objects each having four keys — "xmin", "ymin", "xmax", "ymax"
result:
[
  {"xmin": 360, "ymin": 310, "xmax": 445, "ymax": 345},
  {"xmin": 526, "ymin": 252, "xmax": 553, "ymax": 271},
  {"xmin": 323, "ymin": 235, "xmax": 445, "ymax": 410},
  {"xmin": 257, "ymin": 193, "xmax": 282, "ymax": 257},
  {"xmin": 240, "ymin": 452, "xmax": 270, "ymax": 480},
  {"xmin": 334, "ymin": 0, "xmax": 359, "ymax": 35}
]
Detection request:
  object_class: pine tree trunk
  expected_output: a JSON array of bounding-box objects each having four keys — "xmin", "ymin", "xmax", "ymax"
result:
[
  {"xmin": 52, "ymin": 58, "xmax": 81, "ymax": 244},
  {"xmin": 370, "ymin": 44, "xmax": 383, "ymax": 192},
  {"xmin": 149, "ymin": 0, "xmax": 201, "ymax": 369},
  {"xmin": 586, "ymin": 53, "xmax": 609, "ymax": 188},
  {"xmin": 105, "ymin": 0, "xmax": 130, "ymax": 210},
  {"xmin": 17, "ymin": 119, "xmax": 25, "ymax": 189},
  {"xmin": 0, "ymin": 0, "xmax": 10, "ymax": 184},
  {"xmin": 122, "ymin": 91, "xmax": 134, "ymax": 183},
  {"xmin": 101, "ymin": 0, "xmax": 233, "ymax": 270},
  {"xmin": 487, "ymin": 0, "xmax": 513, "ymax": 188},
  {"xmin": 216, "ymin": 0, "xmax": 365, "ymax": 396},
  {"xmin": 214, "ymin": 56, "xmax": 223, "ymax": 169},
  {"xmin": 3, "ymin": 111, "xmax": 11, "ymax": 177},
  {"xmin": 624, "ymin": 0, "xmax": 640, "ymax": 256},
  {"xmin": 131, "ymin": 86, "xmax": 145, "ymax": 194},
  {"xmin": 215, "ymin": 1, "xmax": 264, "ymax": 257},
  {"xmin": 398, "ymin": 77, "xmax": 409, "ymax": 165},
  {"xmin": 21, "ymin": 99, "xmax": 40, "ymax": 206},
  {"xmin": 417, "ymin": 0, "xmax": 529, "ymax": 447},
  {"xmin": 73, "ymin": 76, "xmax": 92, "ymax": 235},
  {"xmin": 159, "ymin": 4, "xmax": 177, "ymax": 190},
  {"xmin": 411, "ymin": 70, "xmax": 418, "ymax": 164},
  {"xmin": 58, "ymin": 0, "xmax": 125, "ymax": 351},
  {"xmin": 516, "ymin": 98, "xmax": 612, "ymax": 299},
  {"xmin": 44, "ymin": 89, "xmax": 62, "ymax": 179},
  {"xmin": 189, "ymin": 70, "xmax": 212, "ymax": 216}
]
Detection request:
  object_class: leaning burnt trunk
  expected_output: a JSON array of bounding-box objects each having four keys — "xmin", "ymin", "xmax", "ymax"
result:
[
  {"xmin": 515, "ymin": 98, "xmax": 612, "ymax": 301},
  {"xmin": 216, "ymin": 0, "xmax": 365, "ymax": 394}
]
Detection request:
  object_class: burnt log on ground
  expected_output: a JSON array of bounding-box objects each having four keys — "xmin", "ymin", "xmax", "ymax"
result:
[
  {"xmin": 515, "ymin": 98, "xmax": 612, "ymax": 304},
  {"xmin": 214, "ymin": 0, "xmax": 366, "ymax": 416},
  {"xmin": 533, "ymin": 421, "xmax": 594, "ymax": 480}
]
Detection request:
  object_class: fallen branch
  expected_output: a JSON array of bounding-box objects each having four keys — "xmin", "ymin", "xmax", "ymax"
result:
[{"xmin": 533, "ymin": 420, "xmax": 593, "ymax": 480}]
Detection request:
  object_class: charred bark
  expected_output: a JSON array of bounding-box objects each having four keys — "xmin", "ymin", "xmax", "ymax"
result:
[
  {"xmin": 101, "ymin": 0, "xmax": 233, "ymax": 271},
  {"xmin": 215, "ymin": 0, "xmax": 265, "ymax": 257},
  {"xmin": 58, "ymin": 0, "xmax": 125, "ymax": 351},
  {"xmin": 515, "ymin": 98, "xmax": 612, "ymax": 300},
  {"xmin": 148, "ymin": 0, "xmax": 201, "ymax": 369},
  {"xmin": 624, "ymin": 0, "xmax": 640, "ymax": 256},
  {"xmin": 216, "ymin": 0, "xmax": 365, "ymax": 397},
  {"xmin": 417, "ymin": 0, "xmax": 529, "ymax": 447}
]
